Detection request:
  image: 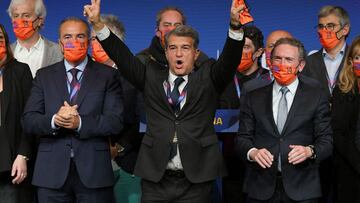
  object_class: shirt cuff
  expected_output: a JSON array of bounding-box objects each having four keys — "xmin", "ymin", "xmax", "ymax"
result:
[
  {"xmin": 247, "ymin": 147, "xmax": 257, "ymax": 162},
  {"xmin": 77, "ymin": 115, "xmax": 82, "ymax": 132},
  {"xmin": 228, "ymin": 28, "xmax": 244, "ymax": 41},
  {"xmin": 51, "ymin": 114, "xmax": 58, "ymax": 129},
  {"xmin": 96, "ymin": 25, "xmax": 111, "ymax": 41}
]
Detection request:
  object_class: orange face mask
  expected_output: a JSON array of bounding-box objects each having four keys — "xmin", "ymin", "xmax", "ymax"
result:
[
  {"xmin": 265, "ymin": 50, "xmax": 271, "ymax": 67},
  {"xmin": 271, "ymin": 63, "xmax": 298, "ymax": 86},
  {"xmin": 63, "ymin": 41, "xmax": 88, "ymax": 63},
  {"xmin": 12, "ymin": 18, "xmax": 38, "ymax": 41},
  {"xmin": 91, "ymin": 39, "xmax": 109, "ymax": 63},
  {"xmin": 237, "ymin": 51, "xmax": 254, "ymax": 72},
  {"xmin": 0, "ymin": 42, "xmax": 6, "ymax": 61},
  {"xmin": 353, "ymin": 62, "xmax": 360, "ymax": 77},
  {"xmin": 318, "ymin": 29, "xmax": 341, "ymax": 50}
]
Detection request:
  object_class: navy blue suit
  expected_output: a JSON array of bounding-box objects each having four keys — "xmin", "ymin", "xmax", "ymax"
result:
[{"xmin": 23, "ymin": 58, "xmax": 123, "ymax": 190}]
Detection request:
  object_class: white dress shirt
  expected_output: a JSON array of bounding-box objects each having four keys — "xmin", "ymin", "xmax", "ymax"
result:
[{"xmin": 14, "ymin": 36, "xmax": 45, "ymax": 78}]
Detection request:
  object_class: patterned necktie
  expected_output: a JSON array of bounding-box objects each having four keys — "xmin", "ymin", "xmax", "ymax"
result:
[
  {"xmin": 169, "ymin": 77, "xmax": 185, "ymax": 113},
  {"xmin": 169, "ymin": 77, "xmax": 184, "ymax": 160},
  {"xmin": 277, "ymin": 86, "xmax": 289, "ymax": 171},
  {"xmin": 69, "ymin": 68, "xmax": 80, "ymax": 105},
  {"xmin": 277, "ymin": 86, "xmax": 289, "ymax": 134}
]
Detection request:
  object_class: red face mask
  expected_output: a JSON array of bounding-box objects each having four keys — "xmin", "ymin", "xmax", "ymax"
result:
[
  {"xmin": 271, "ymin": 63, "xmax": 298, "ymax": 86},
  {"xmin": 237, "ymin": 51, "xmax": 254, "ymax": 72},
  {"xmin": 63, "ymin": 41, "xmax": 88, "ymax": 63},
  {"xmin": 353, "ymin": 62, "xmax": 360, "ymax": 77},
  {"xmin": 0, "ymin": 42, "xmax": 6, "ymax": 61},
  {"xmin": 265, "ymin": 50, "xmax": 271, "ymax": 67},
  {"xmin": 12, "ymin": 18, "xmax": 38, "ymax": 41},
  {"xmin": 318, "ymin": 29, "xmax": 341, "ymax": 50},
  {"xmin": 91, "ymin": 39, "xmax": 109, "ymax": 63}
]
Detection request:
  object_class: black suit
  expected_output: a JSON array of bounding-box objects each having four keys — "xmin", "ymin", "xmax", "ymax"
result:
[
  {"xmin": 236, "ymin": 75, "xmax": 333, "ymax": 201},
  {"xmin": 332, "ymin": 86, "xmax": 360, "ymax": 202},
  {"xmin": 23, "ymin": 58, "xmax": 123, "ymax": 202},
  {"xmin": 302, "ymin": 47, "xmax": 348, "ymax": 99},
  {"xmin": 0, "ymin": 59, "xmax": 33, "ymax": 203},
  {"xmin": 99, "ymin": 31, "xmax": 244, "ymax": 184}
]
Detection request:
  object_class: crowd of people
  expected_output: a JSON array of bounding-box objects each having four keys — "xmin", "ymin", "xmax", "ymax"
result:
[{"xmin": 0, "ymin": 0, "xmax": 359, "ymax": 203}]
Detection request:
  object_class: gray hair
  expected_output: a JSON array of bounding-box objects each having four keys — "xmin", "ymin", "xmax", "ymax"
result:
[
  {"xmin": 271, "ymin": 38, "xmax": 306, "ymax": 61},
  {"xmin": 164, "ymin": 25, "xmax": 199, "ymax": 49},
  {"xmin": 58, "ymin": 17, "xmax": 90, "ymax": 39},
  {"xmin": 100, "ymin": 14, "xmax": 125, "ymax": 41},
  {"xmin": 318, "ymin": 5, "xmax": 350, "ymax": 28},
  {"xmin": 7, "ymin": 0, "xmax": 47, "ymax": 19}
]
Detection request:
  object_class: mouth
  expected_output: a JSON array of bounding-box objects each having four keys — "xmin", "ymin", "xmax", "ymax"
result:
[{"xmin": 175, "ymin": 60, "xmax": 183, "ymax": 68}]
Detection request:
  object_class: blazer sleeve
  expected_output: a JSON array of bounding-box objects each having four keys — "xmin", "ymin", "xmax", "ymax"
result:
[
  {"xmin": 77, "ymin": 71, "xmax": 123, "ymax": 139},
  {"xmin": 17, "ymin": 63, "xmax": 33, "ymax": 157},
  {"xmin": 312, "ymin": 89, "xmax": 333, "ymax": 163},
  {"xmin": 22, "ymin": 70, "xmax": 54, "ymax": 136},
  {"xmin": 235, "ymin": 92, "xmax": 255, "ymax": 161},
  {"xmin": 210, "ymin": 34, "xmax": 245, "ymax": 93},
  {"xmin": 99, "ymin": 31, "xmax": 146, "ymax": 91}
]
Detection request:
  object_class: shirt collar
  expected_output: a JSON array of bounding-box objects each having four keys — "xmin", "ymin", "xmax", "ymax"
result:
[
  {"xmin": 16, "ymin": 35, "xmax": 44, "ymax": 51},
  {"xmin": 322, "ymin": 43, "xmax": 346, "ymax": 58},
  {"xmin": 64, "ymin": 56, "xmax": 88, "ymax": 72},
  {"xmin": 273, "ymin": 77, "xmax": 299, "ymax": 95},
  {"xmin": 168, "ymin": 71, "xmax": 189, "ymax": 85}
]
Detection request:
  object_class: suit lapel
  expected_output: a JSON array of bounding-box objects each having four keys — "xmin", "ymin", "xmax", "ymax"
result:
[
  {"xmin": 281, "ymin": 79, "xmax": 305, "ymax": 135},
  {"xmin": 75, "ymin": 60, "xmax": 98, "ymax": 107},
  {"xmin": 264, "ymin": 84, "xmax": 280, "ymax": 137},
  {"xmin": 314, "ymin": 50, "xmax": 330, "ymax": 95},
  {"xmin": 2, "ymin": 66, "xmax": 12, "ymax": 122},
  {"xmin": 54, "ymin": 62, "xmax": 69, "ymax": 103}
]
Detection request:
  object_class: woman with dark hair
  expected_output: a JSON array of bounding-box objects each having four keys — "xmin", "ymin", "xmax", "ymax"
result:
[
  {"xmin": 332, "ymin": 35, "xmax": 360, "ymax": 202},
  {"xmin": 0, "ymin": 24, "xmax": 33, "ymax": 202}
]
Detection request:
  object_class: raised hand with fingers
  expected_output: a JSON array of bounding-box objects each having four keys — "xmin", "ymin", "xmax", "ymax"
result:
[
  {"xmin": 230, "ymin": 0, "xmax": 245, "ymax": 30},
  {"xmin": 83, "ymin": 0, "xmax": 104, "ymax": 31}
]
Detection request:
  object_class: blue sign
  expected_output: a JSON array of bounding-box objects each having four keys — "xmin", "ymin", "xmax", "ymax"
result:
[{"xmin": 139, "ymin": 109, "xmax": 240, "ymax": 133}]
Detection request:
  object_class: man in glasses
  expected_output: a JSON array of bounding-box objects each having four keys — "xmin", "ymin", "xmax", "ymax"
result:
[
  {"xmin": 301, "ymin": 5, "xmax": 350, "ymax": 203},
  {"xmin": 302, "ymin": 5, "xmax": 350, "ymax": 98}
]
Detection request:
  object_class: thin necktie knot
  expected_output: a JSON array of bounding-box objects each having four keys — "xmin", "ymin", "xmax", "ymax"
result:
[
  {"xmin": 174, "ymin": 77, "xmax": 184, "ymax": 88},
  {"xmin": 280, "ymin": 86, "xmax": 289, "ymax": 95},
  {"xmin": 70, "ymin": 68, "xmax": 80, "ymax": 82}
]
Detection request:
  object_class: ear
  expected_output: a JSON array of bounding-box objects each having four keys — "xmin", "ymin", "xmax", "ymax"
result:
[
  {"xmin": 155, "ymin": 28, "xmax": 161, "ymax": 38},
  {"xmin": 341, "ymin": 24, "xmax": 350, "ymax": 37},
  {"xmin": 297, "ymin": 60, "xmax": 306, "ymax": 72},
  {"xmin": 58, "ymin": 39, "xmax": 64, "ymax": 53},
  {"xmin": 253, "ymin": 48, "xmax": 264, "ymax": 58},
  {"xmin": 194, "ymin": 49, "xmax": 200, "ymax": 60},
  {"xmin": 37, "ymin": 17, "xmax": 44, "ymax": 28}
]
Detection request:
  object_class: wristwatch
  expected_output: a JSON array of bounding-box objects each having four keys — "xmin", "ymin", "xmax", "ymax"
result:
[
  {"xmin": 308, "ymin": 145, "xmax": 316, "ymax": 160},
  {"xmin": 21, "ymin": 155, "xmax": 29, "ymax": 161}
]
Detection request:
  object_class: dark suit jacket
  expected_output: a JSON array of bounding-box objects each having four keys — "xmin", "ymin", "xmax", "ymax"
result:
[
  {"xmin": 332, "ymin": 85, "xmax": 360, "ymax": 202},
  {"xmin": 235, "ymin": 75, "xmax": 333, "ymax": 201},
  {"xmin": 0, "ymin": 59, "xmax": 33, "ymax": 173},
  {"xmin": 22, "ymin": 59, "xmax": 123, "ymax": 189},
  {"xmin": 302, "ymin": 47, "xmax": 348, "ymax": 98},
  {"xmin": 99, "ymin": 31, "xmax": 244, "ymax": 183}
]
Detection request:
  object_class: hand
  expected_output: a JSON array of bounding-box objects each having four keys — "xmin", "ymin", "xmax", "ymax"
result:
[
  {"xmin": 288, "ymin": 145, "xmax": 312, "ymax": 164},
  {"xmin": 54, "ymin": 101, "xmax": 79, "ymax": 129},
  {"xmin": 249, "ymin": 148, "xmax": 274, "ymax": 168},
  {"xmin": 230, "ymin": 0, "xmax": 245, "ymax": 27},
  {"xmin": 11, "ymin": 155, "xmax": 27, "ymax": 184},
  {"xmin": 83, "ymin": 0, "xmax": 104, "ymax": 31}
]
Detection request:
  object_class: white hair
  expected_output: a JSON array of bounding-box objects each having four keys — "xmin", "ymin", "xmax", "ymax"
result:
[{"xmin": 7, "ymin": 0, "xmax": 47, "ymax": 19}]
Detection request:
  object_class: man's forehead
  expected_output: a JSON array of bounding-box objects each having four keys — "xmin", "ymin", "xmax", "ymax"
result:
[
  {"xmin": 160, "ymin": 10, "xmax": 183, "ymax": 23},
  {"xmin": 274, "ymin": 44, "xmax": 298, "ymax": 56},
  {"xmin": 319, "ymin": 14, "xmax": 340, "ymax": 23}
]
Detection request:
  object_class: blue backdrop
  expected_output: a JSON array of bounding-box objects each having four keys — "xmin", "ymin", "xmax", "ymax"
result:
[{"xmin": 0, "ymin": 0, "xmax": 359, "ymax": 58}]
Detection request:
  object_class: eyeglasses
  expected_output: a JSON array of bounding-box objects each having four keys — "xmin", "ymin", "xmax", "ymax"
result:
[{"xmin": 316, "ymin": 23, "xmax": 340, "ymax": 31}]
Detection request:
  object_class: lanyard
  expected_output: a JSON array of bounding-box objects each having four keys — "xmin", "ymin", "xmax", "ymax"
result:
[
  {"xmin": 325, "ymin": 67, "xmax": 341, "ymax": 94},
  {"xmin": 234, "ymin": 68, "xmax": 263, "ymax": 99}
]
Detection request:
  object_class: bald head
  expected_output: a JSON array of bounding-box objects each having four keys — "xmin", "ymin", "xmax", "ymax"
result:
[{"xmin": 266, "ymin": 30, "xmax": 293, "ymax": 53}]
